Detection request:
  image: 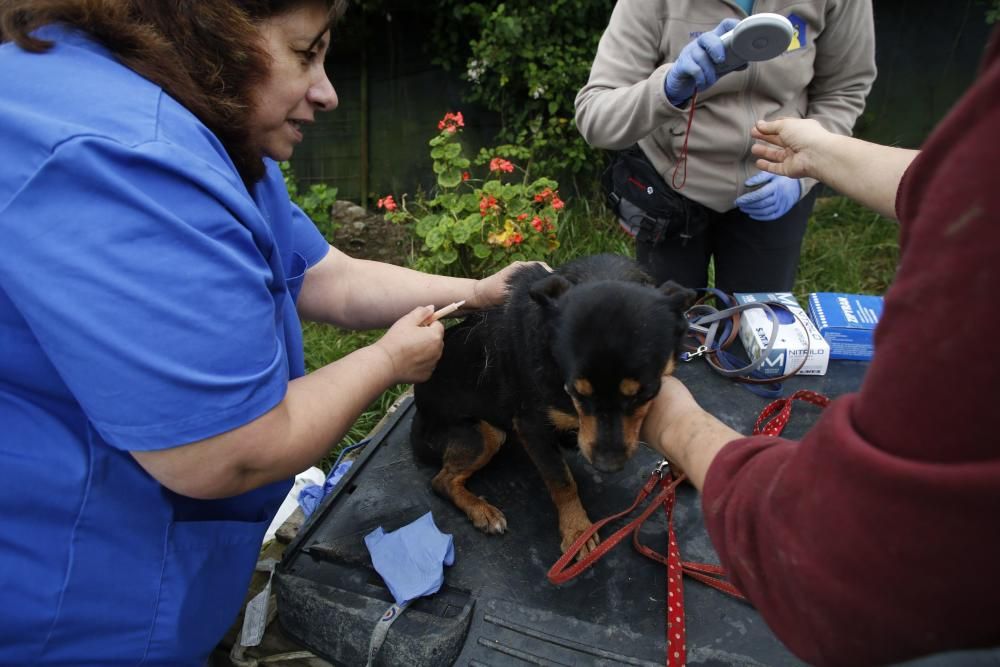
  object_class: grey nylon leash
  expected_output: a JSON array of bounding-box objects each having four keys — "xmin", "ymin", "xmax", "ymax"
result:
[
  {"xmin": 684, "ymin": 301, "xmax": 780, "ymax": 377},
  {"xmin": 365, "ymin": 600, "xmax": 411, "ymax": 667}
]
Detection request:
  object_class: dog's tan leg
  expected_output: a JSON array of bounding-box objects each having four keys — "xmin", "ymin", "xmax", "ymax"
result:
[
  {"xmin": 516, "ymin": 421, "xmax": 599, "ymax": 560},
  {"xmin": 431, "ymin": 421, "xmax": 507, "ymax": 534},
  {"xmin": 541, "ymin": 469, "xmax": 599, "ymax": 560}
]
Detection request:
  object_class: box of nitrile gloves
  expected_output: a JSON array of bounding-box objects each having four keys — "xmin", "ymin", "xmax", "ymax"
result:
[
  {"xmin": 733, "ymin": 292, "xmax": 830, "ymax": 377},
  {"xmin": 807, "ymin": 292, "xmax": 883, "ymax": 361}
]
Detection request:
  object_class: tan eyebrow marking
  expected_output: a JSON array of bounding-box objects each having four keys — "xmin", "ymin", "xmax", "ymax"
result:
[
  {"xmin": 573, "ymin": 379, "xmax": 593, "ymax": 396},
  {"xmin": 620, "ymin": 378, "xmax": 640, "ymax": 397}
]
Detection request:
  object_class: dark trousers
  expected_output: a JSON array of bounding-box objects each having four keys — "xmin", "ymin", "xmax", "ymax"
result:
[{"xmin": 635, "ymin": 188, "xmax": 819, "ymax": 293}]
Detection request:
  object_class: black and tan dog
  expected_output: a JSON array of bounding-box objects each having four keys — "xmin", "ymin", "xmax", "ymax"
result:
[{"xmin": 410, "ymin": 254, "xmax": 695, "ymax": 557}]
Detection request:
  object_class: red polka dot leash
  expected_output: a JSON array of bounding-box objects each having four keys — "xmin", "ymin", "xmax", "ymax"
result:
[
  {"xmin": 547, "ymin": 461, "xmax": 745, "ymax": 667},
  {"xmin": 753, "ymin": 389, "xmax": 830, "ymax": 436}
]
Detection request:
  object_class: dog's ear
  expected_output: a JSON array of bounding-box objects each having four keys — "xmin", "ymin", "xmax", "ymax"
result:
[
  {"xmin": 657, "ymin": 280, "xmax": 697, "ymax": 314},
  {"xmin": 529, "ymin": 274, "xmax": 573, "ymax": 310},
  {"xmin": 658, "ymin": 281, "xmax": 697, "ymax": 342}
]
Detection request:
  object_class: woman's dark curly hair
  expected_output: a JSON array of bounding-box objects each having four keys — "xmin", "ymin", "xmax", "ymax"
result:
[{"xmin": 0, "ymin": 0, "xmax": 346, "ymax": 184}]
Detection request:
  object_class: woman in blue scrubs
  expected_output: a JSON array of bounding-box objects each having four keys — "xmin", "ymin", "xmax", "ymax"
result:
[{"xmin": 0, "ymin": 2, "xmax": 523, "ymax": 663}]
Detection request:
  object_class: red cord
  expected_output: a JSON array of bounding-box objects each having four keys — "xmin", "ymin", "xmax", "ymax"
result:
[{"xmin": 671, "ymin": 88, "xmax": 698, "ymax": 190}]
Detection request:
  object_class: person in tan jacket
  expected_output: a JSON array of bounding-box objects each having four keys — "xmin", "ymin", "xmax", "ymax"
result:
[{"xmin": 576, "ymin": 0, "xmax": 875, "ymax": 292}]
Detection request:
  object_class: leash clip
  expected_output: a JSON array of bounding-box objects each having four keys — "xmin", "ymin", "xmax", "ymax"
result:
[
  {"xmin": 681, "ymin": 345, "xmax": 708, "ymax": 362},
  {"xmin": 654, "ymin": 460, "xmax": 671, "ymax": 479}
]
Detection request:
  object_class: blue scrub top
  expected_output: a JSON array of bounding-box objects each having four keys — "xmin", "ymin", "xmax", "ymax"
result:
[{"xmin": 0, "ymin": 28, "xmax": 330, "ymax": 664}]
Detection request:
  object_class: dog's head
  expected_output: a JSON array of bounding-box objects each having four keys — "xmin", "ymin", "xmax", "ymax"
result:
[{"xmin": 530, "ymin": 274, "xmax": 695, "ymax": 473}]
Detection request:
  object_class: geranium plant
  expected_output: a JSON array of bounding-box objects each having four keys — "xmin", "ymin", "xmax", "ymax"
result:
[{"xmin": 381, "ymin": 111, "xmax": 563, "ymax": 277}]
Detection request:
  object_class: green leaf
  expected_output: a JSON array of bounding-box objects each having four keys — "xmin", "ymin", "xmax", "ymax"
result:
[
  {"xmin": 462, "ymin": 212, "xmax": 481, "ymax": 230},
  {"xmin": 441, "ymin": 194, "xmax": 463, "ymax": 213},
  {"xmin": 426, "ymin": 227, "xmax": 445, "ymax": 250},
  {"xmin": 473, "ymin": 243, "xmax": 492, "ymax": 259},
  {"xmin": 438, "ymin": 168, "xmax": 463, "ymax": 189},
  {"xmin": 482, "ymin": 180, "xmax": 502, "ymax": 196},
  {"xmin": 414, "ymin": 214, "xmax": 441, "ymax": 237},
  {"xmin": 443, "ymin": 142, "xmax": 462, "ymax": 159},
  {"xmin": 439, "ymin": 246, "xmax": 459, "ymax": 265}
]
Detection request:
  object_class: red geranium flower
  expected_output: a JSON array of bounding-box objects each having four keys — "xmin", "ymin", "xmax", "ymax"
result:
[
  {"xmin": 376, "ymin": 195, "xmax": 397, "ymax": 212},
  {"xmin": 489, "ymin": 157, "xmax": 514, "ymax": 174},
  {"xmin": 437, "ymin": 111, "xmax": 465, "ymax": 134},
  {"xmin": 479, "ymin": 194, "xmax": 498, "ymax": 217}
]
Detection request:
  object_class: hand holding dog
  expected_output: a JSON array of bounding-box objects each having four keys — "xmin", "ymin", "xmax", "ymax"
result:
[
  {"xmin": 372, "ymin": 306, "xmax": 445, "ymax": 384},
  {"xmin": 471, "ymin": 261, "xmax": 551, "ymax": 309},
  {"xmin": 640, "ymin": 376, "xmax": 742, "ymax": 490},
  {"xmin": 664, "ymin": 18, "xmax": 741, "ymax": 107}
]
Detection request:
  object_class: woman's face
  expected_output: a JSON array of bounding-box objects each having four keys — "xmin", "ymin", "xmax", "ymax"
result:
[{"xmin": 249, "ymin": 4, "xmax": 338, "ymax": 161}]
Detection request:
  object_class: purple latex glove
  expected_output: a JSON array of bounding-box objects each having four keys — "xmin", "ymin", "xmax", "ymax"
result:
[
  {"xmin": 664, "ymin": 18, "xmax": 741, "ymax": 107},
  {"xmin": 734, "ymin": 172, "xmax": 801, "ymax": 221}
]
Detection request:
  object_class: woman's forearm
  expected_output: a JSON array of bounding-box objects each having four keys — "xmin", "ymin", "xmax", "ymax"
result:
[{"xmin": 807, "ymin": 135, "xmax": 918, "ymax": 220}]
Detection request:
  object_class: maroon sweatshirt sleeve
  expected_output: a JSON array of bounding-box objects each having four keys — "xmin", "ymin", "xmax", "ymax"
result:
[{"xmin": 701, "ymin": 34, "xmax": 1000, "ymax": 667}]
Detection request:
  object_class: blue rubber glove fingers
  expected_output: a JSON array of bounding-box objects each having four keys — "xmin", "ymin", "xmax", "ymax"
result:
[
  {"xmin": 665, "ymin": 18, "xmax": 741, "ymax": 107},
  {"xmin": 701, "ymin": 18, "xmax": 741, "ymax": 64},
  {"xmin": 734, "ymin": 172, "xmax": 801, "ymax": 221}
]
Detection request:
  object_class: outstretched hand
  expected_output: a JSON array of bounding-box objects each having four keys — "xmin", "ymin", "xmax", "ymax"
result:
[{"xmin": 750, "ymin": 118, "xmax": 833, "ymax": 181}]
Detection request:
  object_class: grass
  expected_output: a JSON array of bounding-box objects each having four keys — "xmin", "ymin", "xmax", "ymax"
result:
[
  {"xmin": 303, "ymin": 194, "xmax": 899, "ymax": 471},
  {"xmin": 793, "ymin": 195, "xmax": 899, "ymax": 301}
]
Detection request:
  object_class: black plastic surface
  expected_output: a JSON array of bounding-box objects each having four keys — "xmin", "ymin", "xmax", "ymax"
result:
[{"xmin": 276, "ymin": 360, "xmax": 998, "ymax": 666}]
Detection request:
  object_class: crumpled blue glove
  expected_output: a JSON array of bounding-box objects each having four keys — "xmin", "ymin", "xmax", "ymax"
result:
[
  {"xmin": 364, "ymin": 512, "xmax": 455, "ymax": 606},
  {"xmin": 664, "ymin": 18, "xmax": 741, "ymax": 107},
  {"xmin": 734, "ymin": 172, "xmax": 801, "ymax": 221}
]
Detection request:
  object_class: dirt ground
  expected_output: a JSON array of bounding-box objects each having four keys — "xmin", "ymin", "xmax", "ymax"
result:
[{"xmin": 326, "ymin": 200, "xmax": 414, "ymax": 266}]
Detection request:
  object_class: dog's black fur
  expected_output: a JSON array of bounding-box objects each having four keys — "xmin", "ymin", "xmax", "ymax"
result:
[{"xmin": 411, "ymin": 254, "xmax": 695, "ymax": 556}]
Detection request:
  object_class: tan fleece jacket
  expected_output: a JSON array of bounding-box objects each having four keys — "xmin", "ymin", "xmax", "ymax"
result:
[{"xmin": 576, "ymin": 0, "xmax": 876, "ymax": 212}]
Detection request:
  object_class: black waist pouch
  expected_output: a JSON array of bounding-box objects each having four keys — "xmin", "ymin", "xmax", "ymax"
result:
[{"xmin": 602, "ymin": 145, "xmax": 709, "ymax": 245}]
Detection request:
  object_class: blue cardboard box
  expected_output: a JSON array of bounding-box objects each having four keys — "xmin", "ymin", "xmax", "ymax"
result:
[{"xmin": 807, "ymin": 292, "xmax": 884, "ymax": 361}]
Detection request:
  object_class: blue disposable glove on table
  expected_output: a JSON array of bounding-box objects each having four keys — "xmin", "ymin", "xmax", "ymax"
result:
[
  {"xmin": 364, "ymin": 511, "xmax": 455, "ymax": 606},
  {"xmin": 734, "ymin": 172, "xmax": 802, "ymax": 221},
  {"xmin": 664, "ymin": 18, "xmax": 741, "ymax": 107}
]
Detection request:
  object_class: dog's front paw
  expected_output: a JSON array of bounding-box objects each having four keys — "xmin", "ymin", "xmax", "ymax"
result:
[
  {"xmin": 561, "ymin": 519, "xmax": 600, "ymax": 561},
  {"xmin": 469, "ymin": 499, "xmax": 508, "ymax": 534}
]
